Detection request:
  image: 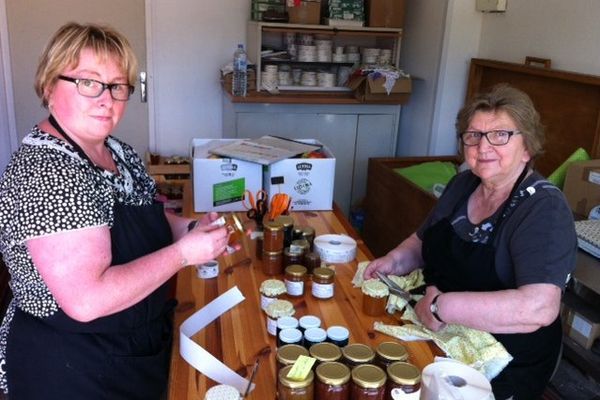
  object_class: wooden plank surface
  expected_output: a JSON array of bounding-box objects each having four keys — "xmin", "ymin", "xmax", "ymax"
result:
[{"xmin": 168, "ymin": 208, "xmax": 442, "ymax": 399}]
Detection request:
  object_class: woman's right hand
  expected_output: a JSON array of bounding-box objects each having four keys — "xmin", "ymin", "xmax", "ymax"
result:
[
  {"xmin": 363, "ymin": 253, "xmax": 397, "ymax": 280},
  {"xmin": 177, "ymin": 223, "xmax": 229, "ymax": 265}
]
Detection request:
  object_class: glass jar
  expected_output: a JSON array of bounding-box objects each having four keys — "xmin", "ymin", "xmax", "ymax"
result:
[
  {"xmin": 341, "ymin": 344, "xmax": 375, "ymax": 368},
  {"xmin": 386, "ymin": 362, "xmax": 421, "ymax": 399},
  {"xmin": 309, "ymin": 342, "xmax": 342, "ymax": 365},
  {"xmin": 299, "ymin": 315, "xmax": 321, "ymax": 333},
  {"xmin": 262, "ymin": 250, "xmax": 283, "ymax": 276},
  {"xmin": 260, "ymin": 279, "xmax": 287, "ymax": 311},
  {"xmin": 285, "ymin": 265, "xmax": 307, "ymax": 297},
  {"xmin": 315, "ymin": 362, "xmax": 351, "ymax": 400},
  {"xmin": 277, "ymin": 344, "xmax": 309, "ymax": 372},
  {"xmin": 361, "ymin": 280, "xmax": 389, "ymax": 317},
  {"xmin": 375, "ymin": 342, "xmax": 408, "ymax": 370},
  {"xmin": 196, "ymin": 260, "xmax": 219, "ymax": 279},
  {"xmin": 304, "ymin": 251, "xmax": 321, "ymax": 275},
  {"xmin": 351, "ymin": 364, "xmax": 386, "ymax": 400},
  {"xmin": 312, "ymin": 267, "xmax": 335, "ymax": 299},
  {"xmin": 263, "ymin": 221, "xmax": 285, "ymax": 252},
  {"xmin": 277, "ymin": 316, "xmax": 299, "ymax": 337},
  {"xmin": 275, "ymin": 215, "xmax": 295, "ymax": 247},
  {"xmin": 265, "ymin": 300, "xmax": 295, "ymax": 336},
  {"xmin": 203, "ymin": 384, "xmax": 241, "ymax": 400},
  {"xmin": 301, "ymin": 226, "xmax": 316, "ymax": 250},
  {"xmin": 284, "ymin": 247, "xmax": 304, "ymax": 269},
  {"xmin": 255, "ymin": 231, "xmax": 264, "ymax": 260},
  {"xmin": 291, "ymin": 239, "xmax": 310, "ymax": 256},
  {"xmin": 304, "ymin": 327, "xmax": 327, "ymax": 349},
  {"xmin": 293, "ymin": 225, "xmax": 305, "ymax": 241},
  {"xmin": 326, "ymin": 326, "xmax": 349, "ymax": 348},
  {"xmin": 278, "ymin": 328, "xmax": 303, "ymax": 348},
  {"xmin": 278, "ymin": 365, "xmax": 314, "ymax": 400}
]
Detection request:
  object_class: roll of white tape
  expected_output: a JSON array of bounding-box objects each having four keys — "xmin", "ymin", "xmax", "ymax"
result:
[
  {"xmin": 313, "ymin": 234, "xmax": 357, "ymax": 263},
  {"xmin": 196, "ymin": 260, "xmax": 219, "ymax": 279},
  {"xmin": 421, "ymin": 360, "xmax": 492, "ymax": 400}
]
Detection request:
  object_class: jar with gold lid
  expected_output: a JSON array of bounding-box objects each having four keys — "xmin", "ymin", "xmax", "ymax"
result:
[
  {"xmin": 341, "ymin": 344, "xmax": 375, "ymax": 368},
  {"xmin": 386, "ymin": 361, "xmax": 421, "ymax": 399},
  {"xmin": 375, "ymin": 342, "xmax": 408, "ymax": 370},
  {"xmin": 203, "ymin": 384, "xmax": 241, "ymax": 400},
  {"xmin": 309, "ymin": 342, "xmax": 342, "ymax": 365},
  {"xmin": 285, "ymin": 265, "xmax": 307, "ymax": 297},
  {"xmin": 351, "ymin": 364, "xmax": 387, "ymax": 400},
  {"xmin": 260, "ymin": 279, "xmax": 286, "ymax": 311},
  {"xmin": 304, "ymin": 251, "xmax": 321, "ymax": 275},
  {"xmin": 361, "ymin": 279, "xmax": 389, "ymax": 317},
  {"xmin": 278, "ymin": 365, "xmax": 314, "ymax": 400},
  {"xmin": 315, "ymin": 362, "xmax": 351, "ymax": 400},
  {"xmin": 263, "ymin": 221, "xmax": 285, "ymax": 252},
  {"xmin": 291, "ymin": 238, "xmax": 310, "ymax": 256},
  {"xmin": 275, "ymin": 215, "xmax": 295, "ymax": 247},
  {"xmin": 277, "ymin": 344, "xmax": 309, "ymax": 372},
  {"xmin": 312, "ymin": 267, "xmax": 335, "ymax": 299},
  {"xmin": 301, "ymin": 226, "xmax": 316, "ymax": 250},
  {"xmin": 265, "ymin": 300, "xmax": 295, "ymax": 336},
  {"xmin": 284, "ymin": 247, "xmax": 304, "ymax": 269},
  {"xmin": 292, "ymin": 225, "xmax": 305, "ymax": 241},
  {"xmin": 262, "ymin": 250, "xmax": 283, "ymax": 276}
]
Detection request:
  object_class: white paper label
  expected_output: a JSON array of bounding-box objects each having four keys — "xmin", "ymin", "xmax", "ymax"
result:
[
  {"xmin": 312, "ymin": 282, "xmax": 334, "ymax": 299},
  {"xmin": 260, "ymin": 294, "xmax": 276, "ymax": 311},
  {"xmin": 267, "ymin": 316, "xmax": 278, "ymax": 336},
  {"xmin": 285, "ymin": 280, "xmax": 304, "ymax": 296},
  {"xmin": 572, "ymin": 314, "xmax": 592, "ymax": 337}
]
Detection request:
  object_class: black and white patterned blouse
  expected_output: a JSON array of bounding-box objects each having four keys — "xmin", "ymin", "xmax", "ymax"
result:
[{"xmin": 0, "ymin": 126, "xmax": 156, "ymax": 391}]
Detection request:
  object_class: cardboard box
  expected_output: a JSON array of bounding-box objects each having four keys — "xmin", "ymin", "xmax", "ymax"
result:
[
  {"xmin": 561, "ymin": 291, "xmax": 600, "ymax": 350},
  {"xmin": 263, "ymin": 140, "xmax": 335, "ymax": 211},
  {"xmin": 563, "ymin": 159, "xmax": 600, "ymax": 217},
  {"xmin": 288, "ymin": 1, "xmax": 321, "ymax": 25},
  {"xmin": 366, "ymin": 0, "xmax": 405, "ymax": 28},
  {"xmin": 191, "ymin": 139, "xmax": 263, "ymax": 212},
  {"xmin": 347, "ymin": 75, "xmax": 411, "ymax": 103},
  {"xmin": 221, "ymin": 69, "xmax": 257, "ymax": 93}
]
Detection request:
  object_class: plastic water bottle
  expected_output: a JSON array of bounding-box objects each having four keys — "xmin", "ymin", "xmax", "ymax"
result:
[{"xmin": 232, "ymin": 44, "xmax": 248, "ymax": 97}]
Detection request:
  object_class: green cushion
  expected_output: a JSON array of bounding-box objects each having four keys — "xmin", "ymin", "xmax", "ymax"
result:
[
  {"xmin": 547, "ymin": 147, "xmax": 591, "ymax": 189},
  {"xmin": 394, "ymin": 161, "xmax": 458, "ymax": 193}
]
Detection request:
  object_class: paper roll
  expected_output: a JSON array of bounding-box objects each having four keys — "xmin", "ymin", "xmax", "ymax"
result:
[
  {"xmin": 313, "ymin": 234, "xmax": 357, "ymax": 263},
  {"xmin": 421, "ymin": 360, "xmax": 493, "ymax": 400}
]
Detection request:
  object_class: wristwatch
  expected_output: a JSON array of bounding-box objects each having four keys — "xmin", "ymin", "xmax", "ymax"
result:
[{"xmin": 430, "ymin": 294, "xmax": 444, "ymax": 323}]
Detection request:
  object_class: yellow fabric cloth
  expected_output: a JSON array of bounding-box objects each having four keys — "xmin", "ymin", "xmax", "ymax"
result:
[{"xmin": 353, "ymin": 261, "xmax": 512, "ymax": 380}]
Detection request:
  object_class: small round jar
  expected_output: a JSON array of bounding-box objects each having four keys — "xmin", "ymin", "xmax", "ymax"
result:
[
  {"xmin": 304, "ymin": 327, "xmax": 327, "ymax": 349},
  {"xmin": 278, "ymin": 365, "xmax": 314, "ymax": 400},
  {"xmin": 312, "ymin": 267, "xmax": 335, "ymax": 299},
  {"xmin": 310, "ymin": 342, "xmax": 343, "ymax": 365},
  {"xmin": 278, "ymin": 328, "xmax": 303, "ymax": 348},
  {"xmin": 262, "ymin": 250, "xmax": 283, "ymax": 276},
  {"xmin": 292, "ymin": 225, "xmax": 305, "ymax": 241},
  {"xmin": 386, "ymin": 362, "xmax": 421, "ymax": 398},
  {"xmin": 301, "ymin": 226, "xmax": 316, "ymax": 250},
  {"xmin": 275, "ymin": 215, "xmax": 295, "ymax": 247},
  {"xmin": 285, "ymin": 265, "xmax": 307, "ymax": 297},
  {"xmin": 375, "ymin": 342, "xmax": 408, "ymax": 370},
  {"xmin": 351, "ymin": 364, "xmax": 387, "ymax": 400},
  {"xmin": 299, "ymin": 315, "xmax": 322, "ymax": 333},
  {"xmin": 204, "ymin": 384, "xmax": 241, "ymax": 400},
  {"xmin": 327, "ymin": 326, "xmax": 350, "ymax": 348},
  {"xmin": 361, "ymin": 279, "xmax": 389, "ymax": 317},
  {"xmin": 196, "ymin": 260, "xmax": 219, "ymax": 279},
  {"xmin": 260, "ymin": 279, "xmax": 287, "ymax": 311},
  {"xmin": 277, "ymin": 344, "xmax": 309, "ymax": 372},
  {"xmin": 265, "ymin": 300, "xmax": 295, "ymax": 336},
  {"xmin": 315, "ymin": 362, "xmax": 351, "ymax": 400},
  {"xmin": 291, "ymin": 239, "xmax": 310, "ymax": 256},
  {"xmin": 341, "ymin": 344, "xmax": 375, "ymax": 368},
  {"xmin": 283, "ymin": 247, "xmax": 304, "ymax": 269},
  {"xmin": 263, "ymin": 221, "xmax": 285, "ymax": 252},
  {"xmin": 277, "ymin": 316, "xmax": 299, "ymax": 337},
  {"xmin": 304, "ymin": 251, "xmax": 321, "ymax": 275}
]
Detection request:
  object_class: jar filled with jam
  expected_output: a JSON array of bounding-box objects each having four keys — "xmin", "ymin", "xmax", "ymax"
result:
[
  {"xmin": 312, "ymin": 267, "xmax": 335, "ymax": 299},
  {"xmin": 275, "ymin": 215, "xmax": 295, "ymax": 247},
  {"xmin": 386, "ymin": 362, "xmax": 421, "ymax": 399},
  {"xmin": 284, "ymin": 247, "xmax": 304, "ymax": 269},
  {"xmin": 299, "ymin": 315, "xmax": 321, "ymax": 333},
  {"xmin": 211, "ymin": 213, "xmax": 245, "ymax": 247},
  {"xmin": 277, "ymin": 344, "xmax": 309, "ymax": 372},
  {"xmin": 304, "ymin": 327, "xmax": 327, "ymax": 349},
  {"xmin": 255, "ymin": 231, "xmax": 264, "ymax": 260},
  {"xmin": 285, "ymin": 265, "xmax": 307, "ymax": 297},
  {"xmin": 304, "ymin": 251, "xmax": 321, "ymax": 275},
  {"xmin": 351, "ymin": 364, "xmax": 386, "ymax": 400},
  {"xmin": 278, "ymin": 365, "xmax": 314, "ymax": 400},
  {"xmin": 326, "ymin": 326, "xmax": 349, "ymax": 348},
  {"xmin": 341, "ymin": 344, "xmax": 375, "ymax": 369},
  {"xmin": 315, "ymin": 362, "xmax": 351, "ymax": 400},
  {"xmin": 262, "ymin": 250, "xmax": 283, "ymax": 276},
  {"xmin": 265, "ymin": 300, "xmax": 295, "ymax": 336},
  {"xmin": 277, "ymin": 316, "xmax": 299, "ymax": 337},
  {"xmin": 291, "ymin": 239, "xmax": 310, "ymax": 256},
  {"xmin": 375, "ymin": 342, "xmax": 408, "ymax": 370},
  {"xmin": 278, "ymin": 328, "xmax": 303, "ymax": 348},
  {"xmin": 293, "ymin": 225, "xmax": 305, "ymax": 241},
  {"xmin": 263, "ymin": 221, "xmax": 285, "ymax": 252},
  {"xmin": 309, "ymin": 342, "xmax": 342, "ymax": 365},
  {"xmin": 361, "ymin": 280, "xmax": 389, "ymax": 317},
  {"xmin": 260, "ymin": 279, "xmax": 287, "ymax": 311},
  {"xmin": 301, "ymin": 226, "xmax": 316, "ymax": 250}
]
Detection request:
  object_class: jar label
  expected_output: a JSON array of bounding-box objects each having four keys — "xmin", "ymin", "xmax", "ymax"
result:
[
  {"xmin": 197, "ymin": 263, "xmax": 219, "ymax": 279},
  {"xmin": 261, "ymin": 294, "xmax": 276, "ymax": 311},
  {"xmin": 285, "ymin": 280, "xmax": 304, "ymax": 296},
  {"xmin": 312, "ymin": 282, "xmax": 334, "ymax": 299},
  {"xmin": 267, "ymin": 316, "xmax": 278, "ymax": 336}
]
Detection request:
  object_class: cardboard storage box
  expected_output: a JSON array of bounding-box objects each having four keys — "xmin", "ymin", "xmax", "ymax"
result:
[
  {"xmin": 263, "ymin": 140, "xmax": 335, "ymax": 211},
  {"xmin": 191, "ymin": 139, "xmax": 262, "ymax": 212},
  {"xmin": 347, "ymin": 75, "xmax": 411, "ymax": 103},
  {"xmin": 563, "ymin": 159, "xmax": 600, "ymax": 217},
  {"xmin": 288, "ymin": 1, "xmax": 321, "ymax": 24},
  {"xmin": 221, "ymin": 69, "xmax": 256, "ymax": 93},
  {"xmin": 366, "ymin": 0, "xmax": 405, "ymax": 28},
  {"xmin": 561, "ymin": 291, "xmax": 600, "ymax": 350}
]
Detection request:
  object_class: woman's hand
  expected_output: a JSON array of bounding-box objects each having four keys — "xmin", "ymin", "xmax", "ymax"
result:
[
  {"xmin": 414, "ymin": 285, "xmax": 447, "ymax": 332},
  {"xmin": 178, "ymin": 223, "xmax": 229, "ymax": 265},
  {"xmin": 363, "ymin": 233, "xmax": 424, "ymax": 280},
  {"xmin": 363, "ymin": 254, "xmax": 397, "ymax": 279},
  {"xmin": 197, "ymin": 211, "xmax": 219, "ymax": 226}
]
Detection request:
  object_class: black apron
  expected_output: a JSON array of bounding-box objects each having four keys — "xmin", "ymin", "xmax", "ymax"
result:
[
  {"xmin": 6, "ymin": 116, "xmax": 175, "ymax": 399},
  {"xmin": 422, "ymin": 168, "xmax": 561, "ymax": 400}
]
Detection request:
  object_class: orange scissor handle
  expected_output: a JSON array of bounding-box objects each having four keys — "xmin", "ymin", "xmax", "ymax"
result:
[{"xmin": 242, "ymin": 189, "xmax": 268, "ymax": 210}]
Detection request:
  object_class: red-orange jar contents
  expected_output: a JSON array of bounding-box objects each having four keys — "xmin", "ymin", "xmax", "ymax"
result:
[
  {"xmin": 278, "ymin": 365, "xmax": 314, "ymax": 400},
  {"xmin": 263, "ymin": 221, "xmax": 285, "ymax": 252},
  {"xmin": 262, "ymin": 250, "xmax": 283, "ymax": 275},
  {"xmin": 386, "ymin": 362, "xmax": 421, "ymax": 399},
  {"xmin": 315, "ymin": 361, "xmax": 351, "ymax": 400},
  {"xmin": 350, "ymin": 364, "xmax": 386, "ymax": 400}
]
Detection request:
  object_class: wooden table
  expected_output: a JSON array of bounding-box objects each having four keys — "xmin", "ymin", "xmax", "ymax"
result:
[{"xmin": 167, "ymin": 208, "xmax": 441, "ymax": 399}]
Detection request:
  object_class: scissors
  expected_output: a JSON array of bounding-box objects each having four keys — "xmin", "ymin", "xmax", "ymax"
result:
[{"xmin": 243, "ymin": 189, "xmax": 268, "ymax": 228}]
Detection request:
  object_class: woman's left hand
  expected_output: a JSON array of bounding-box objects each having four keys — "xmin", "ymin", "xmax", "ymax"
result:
[
  {"xmin": 415, "ymin": 285, "xmax": 447, "ymax": 332},
  {"xmin": 197, "ymin": 212, "xmax": 219, "ymax": 226}
]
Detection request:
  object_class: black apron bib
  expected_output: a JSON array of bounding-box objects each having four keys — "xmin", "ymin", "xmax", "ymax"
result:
[
  {"xmin": 6, "ymin": 116, "xmax": 175, "ymax": 399},
  {"xmin": 422, "ymin": 169, "xmax": 561, "ymax": 400}
]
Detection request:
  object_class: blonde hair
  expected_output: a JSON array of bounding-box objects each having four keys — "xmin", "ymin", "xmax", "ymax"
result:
[{"xmin": 35, "ymin": 22, "xmax": 138, "ymax": 108}]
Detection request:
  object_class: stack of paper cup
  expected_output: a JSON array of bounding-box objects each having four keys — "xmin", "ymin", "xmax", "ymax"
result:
[
  {"xmin": 298, "ymin": 45, "xmax": 317, "ymax": 62},
  {"xmin": 263, "ymin": 64, "xmax": 278, "ymax": 88},
  {"xmin": 379, "ymin": 49, "xmax": 393, "ymax": 64}
]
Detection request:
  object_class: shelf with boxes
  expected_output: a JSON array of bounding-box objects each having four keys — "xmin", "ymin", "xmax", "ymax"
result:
[{"xmin": 247, "ymin": 21, "xmax": 402, "ymax": 92}]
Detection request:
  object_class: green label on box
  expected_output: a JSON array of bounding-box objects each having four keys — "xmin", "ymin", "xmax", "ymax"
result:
[{"xmin": 213, "ymin": 178, "xmax": 245, "ymax": 206}]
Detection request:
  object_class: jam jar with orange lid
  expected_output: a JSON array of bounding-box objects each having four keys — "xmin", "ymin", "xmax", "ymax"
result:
[
  {"xmin": 263, "ymin": 221, "xmax": 285, "ymax": 252},
  {"xmin": 315, "ymin": 361, "xmax": 351, "ymax": 400},
  {"xmin": 276, "ymin": 344, "xmax": 309, "ymax": 372},
  {"xmin": 278, "ymin": 364, "xmax": 314, "ymax": 400},
  {"xmin": 285, "ymin": 265, "xmax": 307, "ymax": 297},
  {"xmin": 309, "ymin": 342, "xmax": 342, "ymax": 365},
  {"xmin": 386, "ymin": 361, "xmax": 421, "ymax": 399},
  {"xmin": 341, "ymin": 344, "xmax": 375, "ymax": 368},
  {"xmin": 260, "ymin": 279, "xmax": 287, "ymax": 311},
  {"xmin": 375, "ymin": 342, "xmax": 408, "ymax": 370},
  {"xmin": 262, "ymin": 250, "xmax": 283, "ymax": 275},
  {"xmin": 361, "ymin": 279, "xmax": 389, "ymax": 317},
  {"xmin": 350, "ymin": 364, "xmax": 387, "ymax": 400},
  {"xmin": 275, "ymin": 215, "xmax": 295, "ymax": 247},
  {"xmin": 312, "ymin": 267, "xmax": 335, "ymax": 299}
]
